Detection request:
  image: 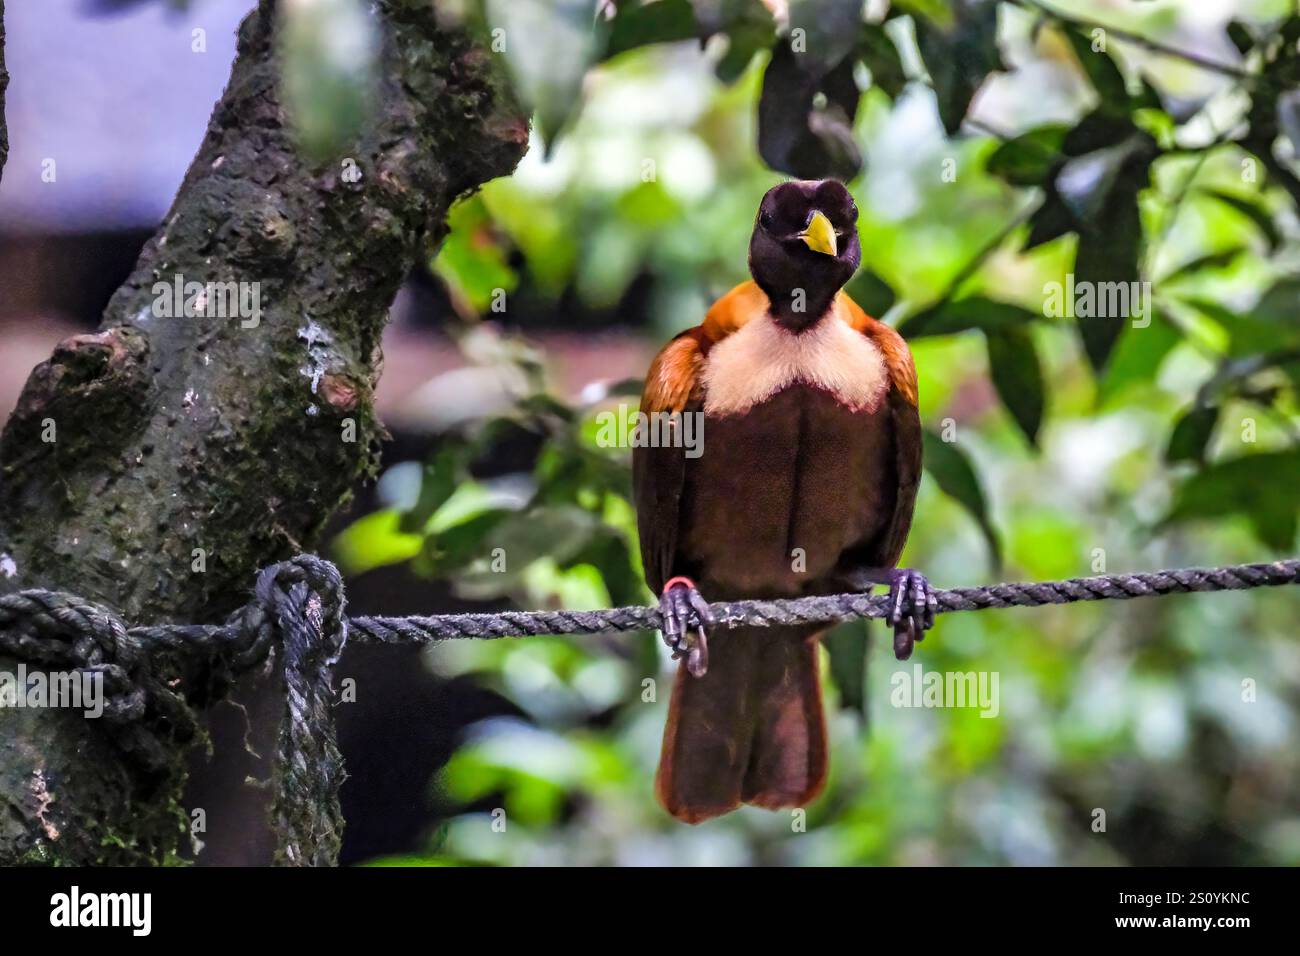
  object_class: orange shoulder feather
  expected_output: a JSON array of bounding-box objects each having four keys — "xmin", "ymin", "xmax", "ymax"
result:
[
  {"xmin": 702, "ymin": 280, "xmax": 769, "ymax": 339},
  {"xmin": 642, "ymin": 329, "xmax": 706, "ymax": 414},
  {"xmin": 643, "ymin": 283, "xmax": 917, "ymax": 413},
  {"xmin": 839, "ymin": 292, "xmax": 918, "ymax": 407},
  {"xmin": 642, "ymin": 281, "xmax": 770, "ymax": 414}
]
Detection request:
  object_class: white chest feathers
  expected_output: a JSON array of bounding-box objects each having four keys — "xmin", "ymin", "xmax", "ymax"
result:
[{"xmin": 702, "ymin": 312, "xmax": 889, "ymax": 416}]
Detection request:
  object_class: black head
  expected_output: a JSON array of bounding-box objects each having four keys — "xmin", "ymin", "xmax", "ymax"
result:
[{"xmin": 748, "ymin": 179, "xmax": 861, "ymax": 331}]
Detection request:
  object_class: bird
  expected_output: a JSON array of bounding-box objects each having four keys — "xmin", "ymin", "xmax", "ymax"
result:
[{"xmin": 632, "ymin": 178, "xmax": 935, "ymax": 824}]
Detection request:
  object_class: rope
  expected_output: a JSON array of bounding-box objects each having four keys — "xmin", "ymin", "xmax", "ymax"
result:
[
  {"xmin": 1, "ymin": 554, "xmax": 1297, "ymax": 866},
  {"xmin": 343, "ymin": 558, "xmax": 1300, "ymax": 643},
  {"xmin": 254, "ymin": 559, "xmax": 348, "ymax": 867}
]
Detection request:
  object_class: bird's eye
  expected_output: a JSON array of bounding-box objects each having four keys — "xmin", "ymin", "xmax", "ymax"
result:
[{"xmin": 759, "ymin": 209, "xmax": 774, "ymax": 230}]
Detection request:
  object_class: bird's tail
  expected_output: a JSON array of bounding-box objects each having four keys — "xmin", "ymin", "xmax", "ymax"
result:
[{"xmin": 655, "ymin": 624, "xmax": 827, "ymax": 824}]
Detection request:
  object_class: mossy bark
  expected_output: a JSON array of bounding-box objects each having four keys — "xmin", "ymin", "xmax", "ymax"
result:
[{"xmin": 0, "ymin": 0, "xmax": 526, "ymax": 864}]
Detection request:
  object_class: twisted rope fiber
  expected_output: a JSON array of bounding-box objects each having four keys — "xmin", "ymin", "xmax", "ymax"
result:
[
  {"xmin": 342, "ymin": 558, "xmax": 1300, "ymax": 643},
  {"xmin": 0, "ymin": 591, "xmax": 201, "ymax": 772},
  {"xmin": 0, "ymin": 556, "xmax": 349, "ymax": 867},
  {"xmin": 0, "ymin": 555, "xmax": 1296, "ymax": 867},
  {"xmin": 253, "ymin": 559, "xmax": 348, "ymax": 867}
]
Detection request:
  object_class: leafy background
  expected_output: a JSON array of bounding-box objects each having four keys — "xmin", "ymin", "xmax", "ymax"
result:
[{"xmin": 297, "ymin": 0, "xmax": 1300, "ymax": 865}]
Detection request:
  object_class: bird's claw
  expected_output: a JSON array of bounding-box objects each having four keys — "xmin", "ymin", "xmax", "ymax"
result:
[
  {"xmin": 659, "ymin": 576, "xmax": 713, "ymax": 678},
  {"xmin": 886, "ymin": 568, "xmax": 937, "ymax": 661}
]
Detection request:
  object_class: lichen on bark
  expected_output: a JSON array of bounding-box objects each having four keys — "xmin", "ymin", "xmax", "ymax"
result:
[{"xmin": 0, "ymin": 0, "xmax": 527, "ymax": 864}]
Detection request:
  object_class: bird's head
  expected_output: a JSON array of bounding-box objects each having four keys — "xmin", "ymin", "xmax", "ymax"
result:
[{"xmin": 748, "ymin": 179, "xmax": 861, "ymax": 331}]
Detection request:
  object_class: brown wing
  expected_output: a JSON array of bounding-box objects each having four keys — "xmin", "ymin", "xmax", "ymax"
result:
[
  {"xmin": 633, "ymin": 329, "xmax": 707, "ymax": 594},
  {"xmin": 842, "ymin": 293, "xmax": 922, "ymax": 569},
  {"xmin": 633, "ymin": 282, "xmax": 768, "ymax": 593},
  {"xmin": 871, "ymin": 386, "xmax": 922, "ymax": 567}
]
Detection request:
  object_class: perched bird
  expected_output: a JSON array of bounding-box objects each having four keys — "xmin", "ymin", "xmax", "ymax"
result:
[{"xmin": 633, "ymin": 179, "xmax": 935, "ymax": 824}]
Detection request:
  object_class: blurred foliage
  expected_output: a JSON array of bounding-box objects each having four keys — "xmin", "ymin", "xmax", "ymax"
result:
[
  {"xmin": 327, "ymin": 0, "xmax": 1300, "ymax": 865},
  {"xmin": 278, "ymin": 0, "xmax": 379, "ymax": 163}
]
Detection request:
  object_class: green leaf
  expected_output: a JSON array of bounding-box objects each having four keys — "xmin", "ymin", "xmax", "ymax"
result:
[
  {"xmin": 400, "ymin": 446, "xmax": 469, "ymax": 535},
  {"xmin": 278, "ymin": 0, "xmax": 378, "ymax": 163},
  {"xmin": 1054, "ymin": 135, "xmax": 1149, "ymax": 223},
  {"xmin": 605, "ymin": 0, "xmax": 698, "ymax": 60},
  {"xmin": 1097, "ymin": 310, "xmax": 1181, "ymax": 404},
  {"xmin": 899, "ymin": 297, "xmax": 1039, "ymax": 339},
  {"xmin": 913, "ymin": 0, "xmax": 1003, "ymax": 135},
  {"xmin": 757, "ymin": 38, "xmax": 862, "ymax": 180},
  {"xmin": 1183, "ymin": 279, "xmax": 1300, "ymax": 357},
  {"xmin": 787, "ymin": 0, "xmax": 864, "ymax": 71},
  {"xmin": 1157, "ymin": 247, "xmax": 1247, "ymax": 286},
  {"xmin": 1162, "ymin": 450, "xmax": 1300, "ymax": 551},
  {"xmin": 1226, "ymin": 20, "xmax": 1255, "ymax": 55},
  {"xmin": 922, "ymin": 428, "xmax": 1001, "ymax": 567},
  {"xmin": 1247, "ymin": 276, "xmax": 1300, "ymax": 339},
  {"xmin": 569, "ymin": 529, "xmax": 644, "ymax": 606},
  {"xmin": 1241, "ymin": 55, "xmax": 1300, "ymax": 207},
  {"xmin": 707, "ymin": 0, "xmax": 778, "ymax": 83},
  {"xmin": 1021, "ymin": 113, "xmax": 1146, "ymax": 251},
  {"xmin": 1199, "ymin": 188, "xmax": 1281, "ymax": 251},
  {"xmin": 1066, "ymin": 134, "xmax": 1158, "ymax": 372},
  {"xmin": 1063, "ymin": 26, "xmax": 1128, "ymax": 110},
  {"xmin": 1175, "ymin": 296, "xmax": 1243, "ymax": 329},
  {"xmin": 1165, "ymin": 405, "xmax": 1219, "ymax": 464},
  {"xmin": 986, "ymin": 124, "xmax": 1069, "ymax": 186},
  {"xmin": 985, "ymin": 326, "xmax": 1045, "ymax": 447},
  {"xmin": 845, "ymin": 270, "xmax": 897, "ymax": 317},
  {"xmin": 1061, "ymin": 109, "xmax": 1140, "ymax": 156},
  {"xmin": 432, "ymin": 215, "xmax": 519, "ymax": 315},
  {"xmin": 891, "ymin": 0, "xmax": 954, "ymax": 27},
  {"xmin": 1199, "ymin": 352, "xmax": 1296, "ymax": 406},
  {"xmin": 1073, "ymin": 249, "xmax": 1135, "ymax": 373},
  {"xmin": 1131, "ymin": 79, "xmax": 1166, "ymax": 117},
  {"xmin": 483, "ymin": 505, "xmax": 602, "ymax": 570},
  {"xmin": 427, "ymin": 510, "xmax": 512, "ymax": 576},
  {"xmin": 859, "ymin": 22, "xmax": 909, "ymax": 99},
  {"xmin": 824, "ymin": 620, "xmax": 870, "ymax": 717},
  {"xmin": 1024, "ymin": 189, "xmax": 1075, "ymax": 250},
  {"xmin": 332, "ymin": 509, "xmax": 422, "ymax": 575},
  {"xmin": 487, "ymin": 0, "xmax": 604, "ymax": 149}
]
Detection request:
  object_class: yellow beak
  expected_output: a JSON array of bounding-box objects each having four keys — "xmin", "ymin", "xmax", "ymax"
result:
[{"xmin": 799, "ymin": 210, "xmax": 838, "ymax": 257}]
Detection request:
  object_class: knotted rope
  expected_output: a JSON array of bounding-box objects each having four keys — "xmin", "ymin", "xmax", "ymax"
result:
[
  {"xmin": 0, "ymin": 555, "xmax": 1296, "ymax": 866},
  {"xmin": 0, "ymin": 555, "xmax": 349, "ymax": 867}
]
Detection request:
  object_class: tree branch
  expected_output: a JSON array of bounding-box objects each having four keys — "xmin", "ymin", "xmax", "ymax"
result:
[
  {"xmin": 0, "ymin": 0, "xmax": 527, "ymax": 864},
  {"xmin": 1018, "ymin": 0, "xmax": 1254, "ymax": 82}
]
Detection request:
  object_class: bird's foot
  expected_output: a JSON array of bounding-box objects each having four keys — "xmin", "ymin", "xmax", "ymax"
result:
[
  {"xmin": 659, "ymin": 576, "xmax": 713, "ymax": 678},
  {"xmin": 884, "ymin": 568, "xmax": 937, "ymax": 661}
]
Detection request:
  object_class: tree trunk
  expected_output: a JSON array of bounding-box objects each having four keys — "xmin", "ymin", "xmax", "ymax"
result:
[{"xmin": 0, "ymin": 0, "xmax": 526, "ymax": 865}]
